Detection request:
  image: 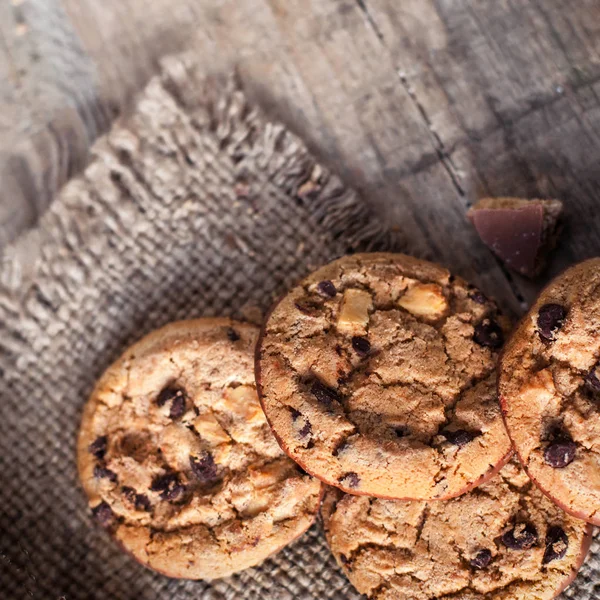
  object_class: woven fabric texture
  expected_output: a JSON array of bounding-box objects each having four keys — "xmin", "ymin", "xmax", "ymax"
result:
[{"xmin": 0, "ymin": 53, "xmax": 598, "ymax": 600}]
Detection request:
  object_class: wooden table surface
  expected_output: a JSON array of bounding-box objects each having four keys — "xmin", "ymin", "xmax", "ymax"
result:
[{"xmin": 2, "ymin": 0, "xmax": 600, "ymax": 314}]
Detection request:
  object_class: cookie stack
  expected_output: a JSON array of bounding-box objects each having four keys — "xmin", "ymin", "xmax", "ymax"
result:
[{"xmin": 78, "ymin": 253, "xmax": 598, "ymax": 599}]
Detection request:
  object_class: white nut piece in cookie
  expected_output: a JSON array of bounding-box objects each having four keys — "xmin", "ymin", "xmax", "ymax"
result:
[
  {"xmin": 321, "ymin": 459, "xmax": 592, "ymax": 600},
  {"xmin": 337, "ymin": 288, "xmax": 372, "ymax": 334},
  {"xmin": 398, "ymin": 282, "xmax": 448, "ymax": 318},
  {"xmin": 77, "ymin": 318, "xmax": 322, "ymax": 580}
]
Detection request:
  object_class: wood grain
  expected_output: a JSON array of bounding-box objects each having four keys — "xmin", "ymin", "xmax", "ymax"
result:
[
  {"xmin": 2, "ymin": 0, "xmax": 600, "ymax": 313},
  {"xmin": 358, "ymin": 0, "xmax": 600, "ymax": 298}
]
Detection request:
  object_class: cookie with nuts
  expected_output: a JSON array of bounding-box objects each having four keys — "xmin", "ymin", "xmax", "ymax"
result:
[
  {"xmin": 256, "ymin": 253, "xmax": 513, "ymax": 500},
  {"xmin": 500, "ymin": 258, "xmax": 600, "ymax": 524},
  {"xmin": 321, "ymin": 458, "xmax": 592, "ymax": 600},
  {"xmin": 78, "ymin": 319, "xmax": 322, "ymax": 579}
]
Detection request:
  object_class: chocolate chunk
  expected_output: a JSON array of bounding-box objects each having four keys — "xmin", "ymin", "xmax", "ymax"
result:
[
  {"xmin": 584, "ymin": 365, "xmax": 600, "ymax": 393},
  {"xmin": 537, "ymin": 304, "xmax": 567, "ymax": 342},
  {"xmin": 156, "ymin": 386, "xmax": 182, "ymax": 407},
  {"xmin": 544, "ymin": 440, "xmax": 576, "ymax": 468},
  {"xmin": 92, "ymin": 501, "xmax": 115, "ymax": 527},
  {"xmin": 502, "ymin": 523, "xmax": 538, "ymax": 550},
  {"xmin": 93, "ymin": 464, "xmax": 118, "ymax": 483},
  {"xmin": 339, "ymin": 472, "xmax": 360, "ymax": 489},
  {"xmin": 122, "ymin": 486, "xmax": 151, "ymax": 511},
  {"xmin": 470, "ymin": 548, "xmax": 492, "ymax": 569},
  {"xmin": 340, "ymin": 553, "xmax": 352, "ymax": 570},
  {"xmin": 442, "ymin": 429, "xmax": 477, "ymax": 448},
  {"xmin": 473, "ymin": 319, "xmax": 504, "ymax": 349},
  {"xmin": 156, "ymin": 386, "xmax": 187, "ymax": 419},
  {"xmin": 311, "ymin": 381, "xmax": 340, "ymax": 407},
  {"xmin": 351, "ymin": 336, "xmax": 371, "ymax": 357},
  {"xmin": 150, "ymin": 472, "xmax": 186, "ymax": 501},
  {"xmin": 543, "ymin": 526, "xmax": 569, "ymax": 564},
  {"xmin": 469, "ymin": 289, "xmax": 488, "ymax": 305},
  {"xmin": 467, "ymin": 199, "xmax": 563, "ymax": 277},
  {"xmin": 190, "ymin": 453, "xmax": 220, "ymax": 485},
  {"xmin": 317, "ymin": 280, "xmax": 337, "ymax": 298},
  {"xmin": 89, "ymin": 435, "xmax": 108, "ymax": 460},
  {"xmin": 134, "ymin": 494, "xmax": 151, "ymax": 512},
  {"xmin": 226, "ymin": 327, "xmax": 240, "ymax": 342},
  {"xmin": 394, "ymin": 427, "xmax": 408, "ymax": 438},
  {"xmin": 169, "ymin": 394, "xmax": 186, "ymax": 419},
  {"xmin": 299, "ymin": 421, "xmax": 312, "ymax": 438},
  {"xmin": 332, "ymin": 438, "xmax": 350, "ymax": 457}
]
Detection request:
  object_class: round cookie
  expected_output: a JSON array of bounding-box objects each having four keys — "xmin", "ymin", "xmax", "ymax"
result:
[
  {"xmin": 78, "ymin": 318, "xmax": 322, "ymax": 579},
  {"xmin": 500, "ymin": 258, "xmax": 600, "ymax": 524},
  {"xmin": 256, "ymin": 253, "xmax": 513, "ymax": 500},
  {"xmin": 321, "ymin": 459, "xmax": 593, "ymax": 600}
]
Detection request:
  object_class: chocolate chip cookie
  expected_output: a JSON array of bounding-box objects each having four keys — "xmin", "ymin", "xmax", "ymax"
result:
[
  {"xmin": 78, "ymin": 319, "xmax": 322, "ymax": 579},
  {"xmin": 256, "ymin": 253, "xmax": 512, "ymax": 499},
  {"xmin": 500, "ymin": 258, "xmax": 600, "ymax": 524},
  {"xmin": 321, "ymin": 459, "xmax": 592, "ymax": 600}
]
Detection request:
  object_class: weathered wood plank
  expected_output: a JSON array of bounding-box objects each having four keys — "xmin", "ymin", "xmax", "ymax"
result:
[
  {"xmin": 359, "ymin": 0, "xmax": 600, "ymax": 301},
  {"xmin": 52, "ymin": 0, "xmax": 520, "ymax": 310},
  {"xmin": 9, "ymin": 0, "xmax": 600, "ymax": 312}
]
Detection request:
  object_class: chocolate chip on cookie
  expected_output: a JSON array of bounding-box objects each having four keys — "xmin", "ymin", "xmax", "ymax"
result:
[
  {"xmin": 226, "ymin": 327, "xmax": 241, "ymax": 342},
  {"xmin": 544, "ymin": 440, "xmax": 576, "ymax": 469},
  {"xmin": 92, "ymin": 501, "xmax": 115, "ymax": 528},
  {"xmin": 442, "ymin": 429, "xmax": 478, "ymax": 448},
  {"xmin": 156, "ymin": 386, "xmax": 187, "ymax": 420},
  {"xmin": 351, "ymin": 336, "xmax": 371, "ymax": 357},
  {"xmin": 473, "ymin": 318, "xmax": 504, "ymax": 349},
  {"xmin": 291, "ymin": 409, "xmax": 312, "ymax": 439},
  {"xmin": 584, "ymin": 363, "xmax": 600, "ymax": 393},
  {"xmin": 317, "ymin": 280, "xmax": 337, "ymax": 298},
  {"xmin": 502, "ymin": 523, "xmax": 538, "ymax": 550},
  {"xmin": 310, "ymin": 380, "xmax": 341, "ymax": 408},
  {"xmin": 537, "ymin": 303, "xmax": 567, "ymax": 342},
  {"xmin": 93, "ymin": 464, "xmax": 118, "ymax": 483},
  {"xmin": 468, "ymin": 288, "xmax": 488, "ymax": 305},
  {"xmin": 88, "ymin": 435, "xmax": 108, "ymax": 460},
  {"xmin": 543, "ymin": 526, "xmax": 569, "ymax": 564},
  {"xmin": 78, "ymin": 318, "xmax": 322, "ymax": 579},
  {"xmin": 470, "ymin": 548, "xmax": 492, "ymax": 569},
  {"xmin": 122, "ymin": 486, "xmax": 151, "ymax": 512},
  {"xmin": 338, "ymin": 472, "xmax": 360, "ymax": 489},
  {"xmin": 150, "ymin": 472, "xmax": 186, "ymax": 501},
  {"xmin": 190, "ymin": 452, "xmax": 220, "ymax": 485}
]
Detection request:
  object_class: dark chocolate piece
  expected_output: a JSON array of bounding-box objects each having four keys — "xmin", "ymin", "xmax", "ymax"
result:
[
  {"xmin": 351, "ymin": 336, "xmax": 371, "ymax": 357},
  {"xmin": 470, "ymin": 548, "xmax": 492, "ymax": 569},
  {"xmin": 317, "ymin": 280, "xmax": 337, "ymax": 298},
  {"xmin": 537, "ymin": 304, "xmax": 567, "ymax": 342},
  {"xmin": 543, "ymin": 526, "xmax": 569, "ymax": 564},
  {"xmin": 468, "ymin": 199, "xmax": 563, "ymax": 277},
  {"xmin": 502, "ymin": 523, "xmax": 538, "ymax": 550},
  {"xmin": 544, "ymin": 440, "xmax": 576, "ymax": 468},
  {"xmin": 338, "ymin": 472, "xmax": 360, "ymax": 489},
  {"xmin": 473, "ymin": 319, "xmax": 504, "ymax": 349}
]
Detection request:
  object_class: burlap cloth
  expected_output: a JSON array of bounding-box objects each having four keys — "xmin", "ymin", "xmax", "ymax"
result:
[{"xmin": 0, "ymin": 54, "xmax": 598, "ymax": 599}]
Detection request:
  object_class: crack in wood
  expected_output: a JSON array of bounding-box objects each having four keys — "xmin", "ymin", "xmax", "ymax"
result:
[
  {"xmin": 355, "ymin": 0, "xmax": 464, "ymax": 197},
  {"xmin": 355, "ymin": 0, "xmax": 529, "ymax": 312}
]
